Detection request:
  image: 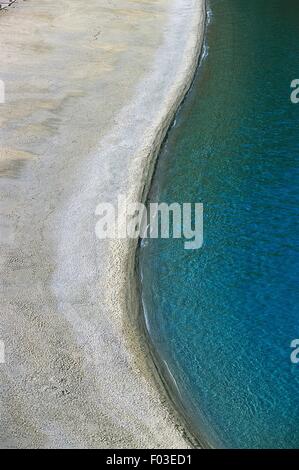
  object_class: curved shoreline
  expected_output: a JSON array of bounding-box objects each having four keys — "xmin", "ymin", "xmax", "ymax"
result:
[{"xmin": 106, "ymin": 0, "xmax": 207, "ymax": 447}]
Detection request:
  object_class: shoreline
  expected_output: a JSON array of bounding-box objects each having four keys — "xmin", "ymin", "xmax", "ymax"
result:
[
  {"xmin": 106, "ymin": 0, "xmax": 207, "ymax": 448},
  {"xmin": 137, "ymin": 5, "xmax": 213, "ymax": 449}
]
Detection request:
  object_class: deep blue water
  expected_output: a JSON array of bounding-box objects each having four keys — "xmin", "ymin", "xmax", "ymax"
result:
[{"xmin": 139, "ymin": 0, "xmax": 299, "ymax": 448}]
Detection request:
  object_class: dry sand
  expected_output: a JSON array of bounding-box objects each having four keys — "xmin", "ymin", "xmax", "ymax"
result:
[{"xmin": 0, "ymin": 0, "xmax": 205, "ymax": 448}]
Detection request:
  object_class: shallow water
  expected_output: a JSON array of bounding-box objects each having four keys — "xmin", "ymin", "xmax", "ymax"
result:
[{"xmin": 139, "ymin": 0, "xmax": 299, "ymax": 448}]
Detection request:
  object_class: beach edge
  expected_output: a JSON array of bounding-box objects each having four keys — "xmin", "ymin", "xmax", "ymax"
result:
[{"xmin": 106, "ymin": 0, "xmax": 207, "ymax": 448}]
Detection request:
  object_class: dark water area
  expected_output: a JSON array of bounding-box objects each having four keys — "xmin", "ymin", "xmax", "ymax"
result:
[{"xmin": 139, "ymin": 0, "xmax": 299, "ymax": 448}]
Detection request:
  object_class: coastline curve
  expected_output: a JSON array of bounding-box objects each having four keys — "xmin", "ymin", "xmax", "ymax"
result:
[{"xmin": 106, "ymin": 0, "xmax": 207, "ymax": 448}]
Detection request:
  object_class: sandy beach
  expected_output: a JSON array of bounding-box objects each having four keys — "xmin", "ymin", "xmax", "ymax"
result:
[{"xmin": 0, "ymin": 0, "xmax": 205, "ymax": 449}]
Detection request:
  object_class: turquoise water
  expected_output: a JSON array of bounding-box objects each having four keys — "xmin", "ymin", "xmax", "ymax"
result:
[{"xmin": 139, "ymin": 0, "xmax": 299, "ymax": 448}]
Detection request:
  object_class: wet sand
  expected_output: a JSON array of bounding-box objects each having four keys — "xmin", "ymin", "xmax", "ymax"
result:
[{"xmin": 0, "ymin": 0, "xmax": 205, "ymax": 448}]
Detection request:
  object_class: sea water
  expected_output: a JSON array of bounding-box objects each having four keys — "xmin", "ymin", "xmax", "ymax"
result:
[{"xmin": 139, "ymin": 0, "xmax": 299, "ymax": 448}]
